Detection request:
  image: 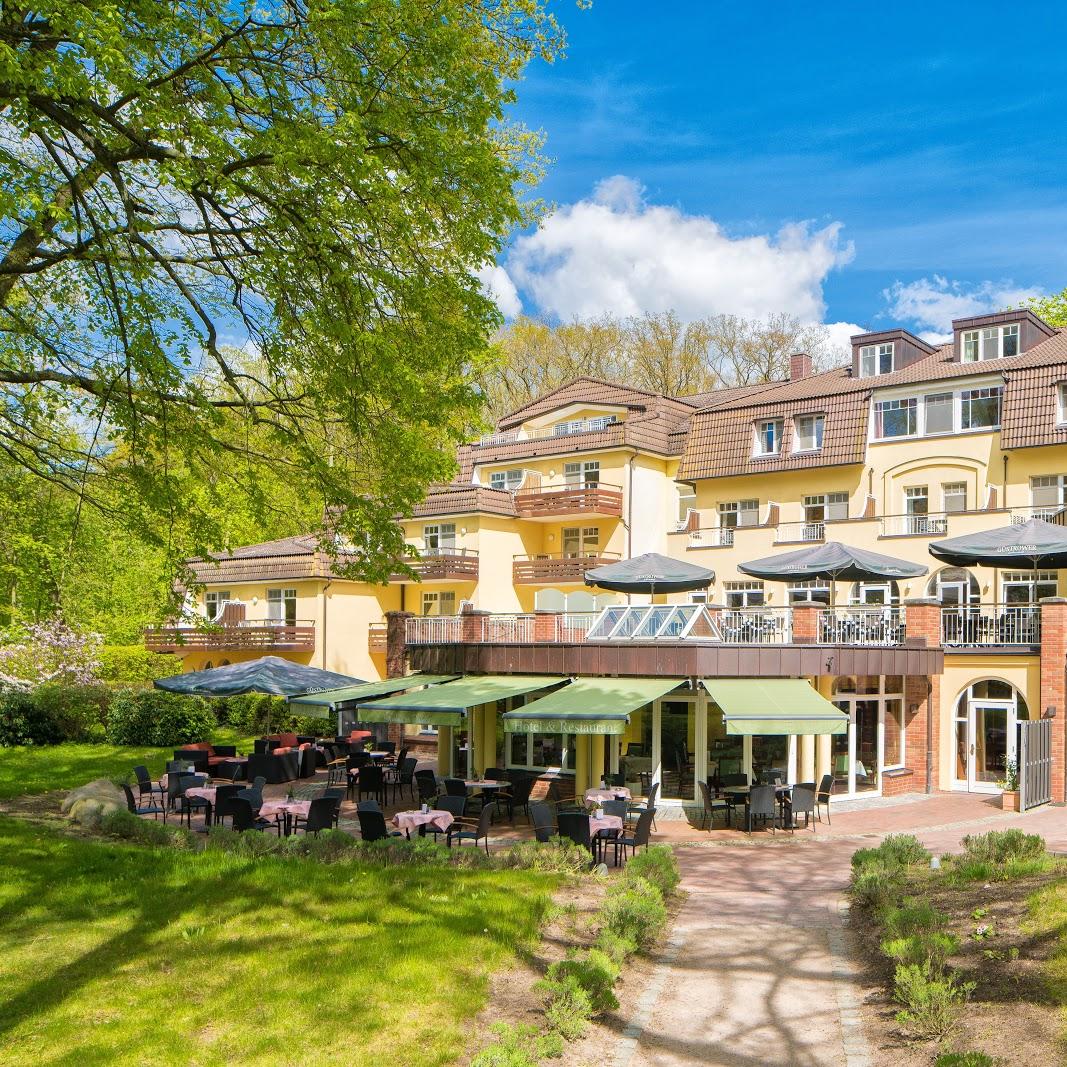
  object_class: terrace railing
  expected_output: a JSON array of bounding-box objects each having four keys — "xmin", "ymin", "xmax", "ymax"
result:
[
  {"xmin": 940, "ymin": 604, "xmax": 1041, "ymax": 647},
  {"xmin": 775, "ymin": 520, "xmax": 826, "ymax": 544},
  {"xmin": 144, "ymin": 619, "xmax": 316, "ymax": 653},
  {"xmin": 405, "ymin": 615, "xmax": 464, "ymax": 644},
  {"xmin": 880, "ymin": 512, "xmax": 950, "ymax": 537},
  {"xmin": 719, "ymin": 608, "xmax": 792, "ymax": 644},
  {"xmin": 819, "ymin": 608, "xmax": 905, "ymax": 646}
]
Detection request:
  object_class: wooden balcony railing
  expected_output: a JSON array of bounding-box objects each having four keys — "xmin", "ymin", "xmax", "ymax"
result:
[
  {"xmin": 390, "ymin": 549, "xmax": 479, "ymax": 583},
  {"xmin": 512, "ymin": 552, "xmax": 621, "ymax": 584},
  {"xmin": 513, "ymin": 481, "xmax": 623, "ymax": 520},
  {"xmin": 144, "ymin": 620, "xmax": 316, "ymax": 653}
]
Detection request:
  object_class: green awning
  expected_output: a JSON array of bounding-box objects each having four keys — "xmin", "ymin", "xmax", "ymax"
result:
[
  {"xmin": 356, "ymin": 675, "xmax": 566, "ymax": 727},
  {"xmin": 503, "ymin": 677, "xmax": 686, "ymax": 736},
  {"xmin": 704, "ymin": 678, "xmax": 847, "ymax": 736},
  {"xmin": 286, "ymin": 674, "xmax": 457, "ymax": 717}
]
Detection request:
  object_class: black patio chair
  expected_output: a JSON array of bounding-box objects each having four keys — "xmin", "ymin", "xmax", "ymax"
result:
[
  {"xmin": 357, "ymin": 809, "xmax": 402, "ymax": 842},
  {"xmin": 606, "ymin": 772, "xmax": 626, "ymax": 787},
  {"xmin": 448, "ymin": 804, "xmax": 494, "ymax": 854},
  {"xmin": 210, "ymin": 761, "xmax": 244, "ymax": 783},
  {"xmin": 496, "ymin": 773, "xmax": 534, "ymax": 822},
  {"xmin": 416, "ymin": 773, "xmax": 439, "ymax": 808},
  {"xmin": 530, "ymin": 801, "xmax": 555, "ymax": 843},
  {"xmin": 376, "ymin": 741, "xmax": 396, "ymax": 757},
  {"xmin": 557, "ymin": 811, "xmax": 597, "ymax": 861},
  {"xmin": 787, "ymin": 785, "xmax": 817, "ymax": 833},
  {"xmin": 747, "ymin": 784, "xmax": 778, "ymax": 834},
  {"xmin": 392, "ymin": 757, "xmax": 418, "ymax": 804},
  {"xmin": 614, "ymin": 808, "xmax": 656, "ymax": 866},
  {"xmin": 213, "ymin": 785, "xmax": 244, "ymax": 829},
  {"xmin": 444, "ymin": 776, "xmax": 483, "ymax": 813},
  {"xmin": 484, "ymin": 767, "xmax": 510, "ymax": 782},
  {"xmin": 298, "ymin": 746, "xmax": 317, "ymax": 779},
  {"xmin": 122, "ymin": 783, "xmax": 163, "ymax": 819},
  {"xmin": 357, "ymin": 765, "xmax": 387, "ymax": 807},
  {"xmin": 326, "ymin": 758, "xmax": 348, "ymax": 788},
  {"xmin": 236, "ymin": 783, "xmax": 264, "ymax": 814},
  {"xmin": 626, "ymin": 781, "xmax": 659, "ymax": 831},
  {"xmin": 698, "ymin": 780, "xmax": 732, "ymax": 829},
  {"xmin": 134, "ymin": 765, "xmax": 165, "ymax": 807},
  {"xmin": 356, "ymin": 798, "xmax": 381, "ymax": 813},
  {"xmin": 293, "ymin": 796, "xmax": 340, "ymax": 836},
  {"xmin": 229, "ymin": 797, "xmax": 273, "ymax": 833},
  {"xmin": 815, "ymin": 773, "xmax": 834, "ymax": 824}
]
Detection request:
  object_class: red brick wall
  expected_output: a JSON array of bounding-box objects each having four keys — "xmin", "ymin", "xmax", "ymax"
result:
[
  {"xmin": 1040, "ymin": 598, "xmax": 1067, "ymax": 803},
  {"xmin": 791, "ymin": 602, "xmax": 820, "ymax": 643}
]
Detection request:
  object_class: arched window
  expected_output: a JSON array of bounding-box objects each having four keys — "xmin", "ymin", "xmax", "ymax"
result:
[
  {"xmin": 203, "ymin": 660, "xmax": 213, "ymax": 670},
  {"xmin": 218, "ymin": 659, "xmax": 231, "ymax": 667},
  {"xmin": 927, "ymin": 566, "xmax": 980, "ymax": 606}
]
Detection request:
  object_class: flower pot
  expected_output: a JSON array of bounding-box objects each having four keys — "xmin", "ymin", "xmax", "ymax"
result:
[{"xmin": 1001, "ymin": 790, "xmax": 1019, "ymax": 812}]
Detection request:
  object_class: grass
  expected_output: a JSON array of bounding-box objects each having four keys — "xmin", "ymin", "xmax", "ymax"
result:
[
  {"xmin": 1027, "ymin": 880, "xmax": 1067, "ymax": 1014},
  {"xmin": 0, "ymin": 815, "xmax": 556, "ymax": 1066},
  {"xmin": 0, "ymin": 729, "xmax": 256, "ymax": 799}
]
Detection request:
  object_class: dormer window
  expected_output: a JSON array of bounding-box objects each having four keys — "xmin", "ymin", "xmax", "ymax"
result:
[
  {"xmin": 489, "ymin": 468, "xmax": 524, "ymax": 491},
  {"xmin": 859, "ymin": 342, "xmax": 894, "ymax": 377},
  {"xmin": 754, "ymin": 419, "xmax": 783, "ymax": 456},
  {"xmin": 793, "ymin": 414, "xmax": 825, "ymax": 452},
  {"xmin": 961, "ymin": 323, "xmax": 1019, "ymax": 362},
  {"xmin": 1058, "ymin": 383, "xmax": 1067, "ymax": 426}
]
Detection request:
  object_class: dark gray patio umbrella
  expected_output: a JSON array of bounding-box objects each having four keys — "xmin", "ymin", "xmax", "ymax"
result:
[
  {"xmin": 738, "ymin": 542, "xmax": 927, "ymax": 606},
  {"xmin": 154, "ymin": 655, "xmax": 363, "ymax": 698},
  {"xmin": 584, "ymin": 552, "xmax": 714, "ymax": 594},
  {"xmin": 929, "ymin": 518, "xmax": 1067, "ymax": 570}
]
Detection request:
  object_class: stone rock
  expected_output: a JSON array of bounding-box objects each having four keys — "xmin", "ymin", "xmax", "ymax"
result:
[{"xmin": 62, "ymin": 778, "xmax": 126, "ymax": 825}]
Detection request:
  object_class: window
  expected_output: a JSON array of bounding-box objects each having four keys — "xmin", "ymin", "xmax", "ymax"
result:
[
  {"xmin": 423, "ymin": 523, "xmax": 456, "ymax": 553},
  {"xmin": 859, "ymin": 342, "xmax": 894, "ymax": 377},
  {"xmin": 561, "ymin": 526, "xmax": 599, "ymax": 557},
  {"xmin": 421, "ymin": 591, "xmax": 456, "ymax": 616},
  {"xmin": 1031, "ymin": 475, "xmax": 1067, "ymax": 516},
  {"xmin": 924, "ymin": 392, "xmax": 954, "ymax": 435},
  {"xmin": 689, "ymin": 591, "xmax": 708, "ymax": 604},
  {"xmin": 676, "ymin": 486, "xmax": 696, "ymax": 525},
  {"xmin": 803, "ymin": 492, "xmax": 848, "ymax": 523},
  {"xmin": 724, "ymin": 580, "xmax": 765, "ymax": 608},
  {"xmin": 960, "ymin": 386, "xmax": 1002, "ymax": 430},
  {"xmin": 962, "ymin": 323, "xmax": 1019, "ymax": 362},
  {"xmin": 489, "ymin": 469, "xmax": 524, "ymax": 491},
  {"xmin": 564, "ymin": 460, "xmax": 600, "ymax": 486},
  {"xmin": 718, "ymin": 500, "xmax": 759, "ymax": 529},
  {"xmin": 754, "ymin": 419, "xmax": 783, "ymax": 456},
  {"xmin": 1002, "ymin": 571, "xmax": 1057, "ymax": 605},
  {"xmin": 942, "ymin": 482, "xmax": 967, "ymax": 513},
  {"xmin": 1058, "ymin": 383, "xmax": 1067, "ymax": 425},
  {"xmin": 884, "ymin": 699, "xmax": 905, "ymax": 768},
  {"xmin": 793, "ymin": 414, "xmax": 825, "ymax": 452},
  {"xmin": 873, "ymin": 397, "xmax": 917, "ymax": 438},
  {"xmin": 852, "ymin": 581, "xmax": 899, "ymax": 605},
  {"xmin": 205, "ymin": 590, "xmax": 232, "ymax": 620},
  {"xmin": 266, "ymin": 587, "xmax": 297, "ymax": 625},
  {"xmin": 788, "ymin": 579, "xmax": 830, "ymax": 605}
]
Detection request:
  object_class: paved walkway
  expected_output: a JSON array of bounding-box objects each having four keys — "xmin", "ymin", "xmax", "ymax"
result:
[{"xmin": 610, "ymin": 793, "xmax": 1067, "ymax": 1067}]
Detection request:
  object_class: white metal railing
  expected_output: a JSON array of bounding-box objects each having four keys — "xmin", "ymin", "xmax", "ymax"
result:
[
  {"xmin": 405, "ymin": 615, "xmax": 463, "ymax": 644},
  {"xmin": 482, "ymin": 615, "xmax": 534, "ymax": 643},
  {"xmin": 880, "ymin": 512, "xmax": 950, "ymax": 537},
  {"xmin": 688, "ymin": 526, "xmax": 736, "ymax": 548},
  {"xmin": 941, "ymin": 604, "xmax": 1041, "ymax": 646},
  {"xmin": 819, "ymin": 608, "xmax": 906, "ymax": 646},
  {"xmin": 1010, "ymin": 505, "xmax": 1067, "ymax": 525},
  {"xmin": 477, "ymin": 417, "xmax": 619, "ymax": 447},
  {"xmin": 719, "ymin": 608, "xmax": 792, "ymax": 644},
  {"xmin": 554, "ymin": 613, "xmax": 597, "ymax": 642},
  {"xmin": 776, "ymin": 521, "xmax": 825, "ymax": 543}
]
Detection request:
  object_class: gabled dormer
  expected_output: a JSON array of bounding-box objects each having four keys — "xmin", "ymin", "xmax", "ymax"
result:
[
  {"xmin": 851, "ymin": 329, "xmax": 938, "ymax": 379},
  {"xmin": 951, "ymin": 309, "xmax": 1054, "ymax": 363}
]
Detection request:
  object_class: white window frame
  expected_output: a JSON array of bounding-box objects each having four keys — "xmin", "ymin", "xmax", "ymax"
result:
[
  {"xmin": 205, "ymin": 590, "xmax": 232, "ymax": 620},
  {"xmin": 753, "ymin": 419, "xmax": 783, "ymax": 456},
  {"xmin": 266, "ymin": 587, "xmax": 297, "ymax": 624},
  {"xmin": 942, "ymin": 482, "xmax": 967, "ymax": 513},
  {"xmin": 1057, "ymin": 383, "xmax": 1067, "ymax": 426},
  {"xmin": 723, "ymin": 580, "xmax": 765, "ymax": 608},
  {"xmin": 718, "ymin": 499, "xmax": 759, "ymax": 529},
  {"xmin": 959, "ymin": 386, "xmax": 1003, "ymax": 431},
  {"xmin": 564, "ymin": 460, "xmax": 600, "ymax": 486},
  {"xmin": 871, "ymin": 377, "xmax": 1004, "ymax": 442},
  {"xmin": 787, "ymin": 579, "xmax": 830, "ymax": 605},
  {"xmin": 859, "ymin": 342, "xmax": 894, "ymax": 377},
  {"xmin": 1002, "ymin": 571, "xmax": 1057, "ymax": 604},
  {"xmin": 423, "ymin": 523, "xmax": 456, "ymax": 553},
  {"xmin": 802, "ymin": 492, "xmax": 848, "ymax": 523},
  {"xmin": 1031, "ymin": 474, "xmax": 1067, "ymax": 515},
  {"xmin": 873, "ymin": 397, "xmax": 918, "ymax": 439},
  {"xmin": 923, "ymin": 392, "xmax": 954, "ymax": 436},
  {"xmin": 561, "ymin": 525, "xmax": 599, "ymax": 557},
  {"xmin": 489, "ymin": 468, "xmax": 524, "ymax": 491},
  {"xmin": 961, "ymin": 323, "xmax": 1020, "ymax": 362},
  {"xmin": 793, "ymin": 413, "xmax": 825, "ymax": 452},
  {"xmin": 421, "ymin": 590, "xmax": 457, "ymax": 616}
]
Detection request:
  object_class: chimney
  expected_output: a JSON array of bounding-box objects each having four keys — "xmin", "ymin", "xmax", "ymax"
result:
[{"xmin": 789, "ymin": 352, "xmax": 812, "ymax": 381}]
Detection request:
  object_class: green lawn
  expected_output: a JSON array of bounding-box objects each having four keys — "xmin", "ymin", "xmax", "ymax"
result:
[
  {"xmin": 0, "ymin": 816, "xmax": 555, "ymax": 1065},
  {"xmin": 0, "ymin": 730, "xmax": 256, "ymax": 799}
]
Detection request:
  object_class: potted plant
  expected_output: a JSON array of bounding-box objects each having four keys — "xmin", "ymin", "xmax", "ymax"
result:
[{"xmin": 998, "ymin": 757, "xmax": 1020, "ymax": 811}]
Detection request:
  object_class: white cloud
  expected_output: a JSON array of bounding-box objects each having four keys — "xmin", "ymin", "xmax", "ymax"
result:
[
  {"xmin": 822, "ymin": 321, "xmax": 866, "ymax": 363},
  {"xmin": 884, "ymin": 275, "xmax": 1040, "ymax": 338},
  {"xmin": 476, "ymin": 262, "xmax": 522, "ymax": 319},
  {"xmin": 502, "ymin": 175, "xmax": 854, "ymax": 323}
]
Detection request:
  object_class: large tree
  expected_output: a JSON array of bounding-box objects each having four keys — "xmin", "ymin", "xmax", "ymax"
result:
[
  {"xmin": 0, "ymin": 0, "xmax": 561, "ymax": 584},
  {"xmin": 1028, "ymin": 288, "xmax": 1067, "ymax": 328}
]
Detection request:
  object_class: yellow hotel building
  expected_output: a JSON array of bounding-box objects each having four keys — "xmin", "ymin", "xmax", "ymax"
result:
[{"xmin": 147, "ymin": 308, "xmax": 1067, "ymax": 809}]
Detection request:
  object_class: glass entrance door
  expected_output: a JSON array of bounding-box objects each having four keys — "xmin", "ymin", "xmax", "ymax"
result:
[
  {"xmin": 659, "ymin": 701, "xmax": 695, "ymax": 801},
  {"xmin": 831, "ymin": 698, "xmax": 882, "ymax": 796},
  {"xmin": 954, "ymin": 700, "xmax": 1014, "ymax": 792}
]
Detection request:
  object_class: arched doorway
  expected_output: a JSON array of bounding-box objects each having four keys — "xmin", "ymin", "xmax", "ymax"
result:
[{"xmin": 952, "ymin": 679, "xmax": 1029, "ymax": 793}]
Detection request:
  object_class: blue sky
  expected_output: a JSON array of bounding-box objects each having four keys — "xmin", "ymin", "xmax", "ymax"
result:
[{"xmin": 490, "ymin": 0, "xmax": 1067, "ymax": 345}]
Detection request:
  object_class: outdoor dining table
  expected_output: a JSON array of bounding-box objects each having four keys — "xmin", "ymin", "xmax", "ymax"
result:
[
  {"xmin": 259, "ymin": 798, "xmax": 311, "ymax": 836},
  {"xmin": 184, "ymin": 784, "xmax": 219, "ymax": 826},
  {"xmin": 584, "ymin": 787, "xmax": 632, "ymax": 803},
  {"xmin": 392, "ymin": 809, "xmax": 455, "ymax": 838},
  {"xmin": 464, "ymin": 779, "xmax": 506, "ymax": 791},
  {"xmin": 588, "ymin": 813, "xmax": 624, "ymax": 837},
  {"xmin": 722, "ymin": 784, "xmax": 793, "ymax": 833}
]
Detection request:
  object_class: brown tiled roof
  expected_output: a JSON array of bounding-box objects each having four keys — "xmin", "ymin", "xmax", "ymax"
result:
[
  {"xmin": 189, "ymin": 535, "xmax": 338, "ymax": 585},
  {"xmin": 497, "ymin": 377, "xmax": 693, "ymax": 430},
  {"xmin": 408, "ymin": 484, "xmax": 517, "ymax": 518},
  {"xmin": 1001, "ymin": 360, "xmax": 1067, "ymax": 450}
]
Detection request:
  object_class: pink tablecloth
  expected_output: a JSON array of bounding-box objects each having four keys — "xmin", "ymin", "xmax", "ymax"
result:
[
  {"xmin": 259, "ymin": 799, "xmax": 312, "ymax": 820},
  {"xmin": 584, "ymin": 787, "xmax": 631, "ymax": 803},
  {"xmin": 185, "ymin": 786, "xmax": 218, "ymax": 803},
  {"xmin": 392, "ymin": 809, "xmax": 455, "ymax": 833},
  {"xmin": 589, "ymin": 814, "xmax": 624, "ymax": 837},
  {"xmin": 159, "ymin": 773, "xmax": 207, "ymax": 789}
]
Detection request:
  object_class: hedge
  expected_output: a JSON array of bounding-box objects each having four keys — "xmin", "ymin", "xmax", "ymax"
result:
[
  {"xmin": 0, "ymin": 684, "xmax": 112, "ymax": 746},
  {"xmin": 105, "ymin": 689, "xmax": 215, "ymax": 747}
]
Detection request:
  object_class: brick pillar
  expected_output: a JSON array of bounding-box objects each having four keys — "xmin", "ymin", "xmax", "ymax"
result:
[
  {"xmin": 791, "ymin": 601, "xmax": 822, "ymax": 644},
  {"xmin": 1040, "ymin": 598, "xmax": 1067, "ymax": 803},
  {"xmin": 461, "ymin": 609, "xmax": 488, "ymax": 643},
  {"xmin": 533, "ymin": 611, "xmax": 560, "ymax": 642},
  {"xmin": 385, "ymin": 610, "xmax": 413, "ymax": 678},
  {"xmin": 903, "ymin": 598, "xmax": 942, "ymax": 794}
]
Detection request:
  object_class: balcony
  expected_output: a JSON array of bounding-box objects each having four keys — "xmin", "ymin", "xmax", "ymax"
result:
[
  {"xmin": 818, "ymin": 608, "xmax": 905, "ymax": 646},
  {"xmin": 406, "ymin": 613, "xmax": 535, "ymax": 644},
  {"xmin": 512, "ymin": 552, "xmax": 621, "ymax": 584},
  {"xmin": 941, "ymin": 604, "xmax": 1041, "ymax": 647},
  {"xmin": 145, "ymin": 619, "xmax": 316, "ymax": 654},
  {"xmin": 390, "ymin": 548, "xmax": 479, "ymax": 583},
  {"xmin": 880, "ymin": 512, "xmax": 950, "ymax": 538},
  {"xmin": 513, "ymin": 481, "xmax": 624, "ymax": 521},
  {"xmin": 775, "ymin": 520, "xmax": 827, "ymax": 544},
  {"xmin": 368, "ymin": 622, "xmax": 387, "ymax": 654}
]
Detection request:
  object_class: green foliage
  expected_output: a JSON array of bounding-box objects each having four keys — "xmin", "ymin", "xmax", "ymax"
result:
[
  {"xmin": 545, "ymin": 949, "xmax": 620, "ymax": 1014},
  {"xmin": 883, "ymin": 932, "xmax": 959, "ymax": 972},
  {"xmin": 620, "ymin": 844, "xmax": 679, "ymax": 897},
  {"xmin": 470, "ymin": 1023, "xmax": 564, "ymax": 1067},
  {"xmin": 852, "ymin": 834, "xmax": 929, "ymax": 871},
  {"xmin": 99, "ymin": 808, "xmax": 195, "ymax": 850},
  {"xmin": 934, "ymin": 1054, "xmax": 999, "ymax": 1067},
  {"xmin": 601, "ymin": 876, "xmax": 668, "ymax": 952},
  {"xmin": 216, "ymin": 693, "xmax": 324, "ymax": 739},
  {"xmin": 893, "ymin": 962, "xmax": 974, "ymax": 1039},
  {"xmin": 105, "ymin": 689, "xmax": 215, "ymax": 747},
  {"xmin": 0, "ymin": 683, "xmax": 111, "ymax": 746},
  {"xmin": 98, "ymin": 645, "xmax": 181, "ymax": 688},
  {"xmin": 961, "ymin": 829, "xmax": 1046, "ymax": 864},
  {"xmin": 536, "ymin": 973, "xmax": 593, "ymax": 1040},
  {"xmin": 1027, "ymin": 287, "xmax": 1067, "ymax": 328},
  {"xmin": 593, "ymin": 927, "xmax": 639, "ymax": 966},
  {"xmin": 497, "ymin": 837, "xmax": 592, "ymax": 874},
  {"xmin": 882, "ymin": 899, "xmax": 949, "ymax": 939}
]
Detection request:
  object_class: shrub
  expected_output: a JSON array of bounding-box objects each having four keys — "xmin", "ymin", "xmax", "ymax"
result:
[
  {"xmin": 601, "ymin": 877, "xmax": 667, "ymax": 952},
  {"xmin": 961, "ymin": 829, "xmax": 1046, "ymax": 865},
  {"xmin": 498, "ymin": 837, "xmax": 592, "ymax": 875},
  {"xmin": 893, "ymin": 962, "xmax": 974, "ymax": 1039},
  {"xmin": 852, "ymin": 834, "xmax": 929, "ymax": 872},
  {"xmin": 218, "ymin": 693, "xmax": 327, "ymax": 737},
  {"xmin": 99, "ymin": 808, "xmax": 195, "ymax": 849},
  {"xmin": 0, "ymin": 684, "xmax": 111, "ymax": 745},
  {"xmin": 850, "ymin": 866, "xmax": 903, "ymax": 912},
  {"xmin": 536, "ymin": 973, "xmax": 593, "ymax": 1040},
  {"xmin": 470, "ymin": 1023, "xmax": 564, "ymax": 1067},
  {"xmin": 594, "ymin": 927, "xmax": 639, "ymax": 966},
  {"xmin": 288, "ymin": 828, "xmax": 359, "ymax": 863},
  {"xmin": 622, "ymin": 845, "xmax": 679, "ymax": 897},
  {"xmin": 882, "ymin": 932, "xmax": 959, "ymax": 973},
  {"xmin": 98, "ymin": 645, "xmax": 181, "ymax": 688},
  {"xmin": 882, "ymin": 899, "xmax": 949, "ymax": 940},
  {"xmin": 545, "ymin": 948, "xmax": 620, "ymax": 1013},
  {"xmin": 205, "ymin": 825, "xmax": 290, "ymax": 858},
  {"xmin": 935, "ymin": 1054, "xmax": 999, "ymax": 1067},
  {"xmin": 105, "ymin": 689, "xmax": 215, "ymax": 746}
]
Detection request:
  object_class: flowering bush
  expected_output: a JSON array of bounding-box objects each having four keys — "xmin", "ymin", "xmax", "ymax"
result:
[{"xmin": 0, "ymin": 617, "xmax": 102, "ymax": 692}]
